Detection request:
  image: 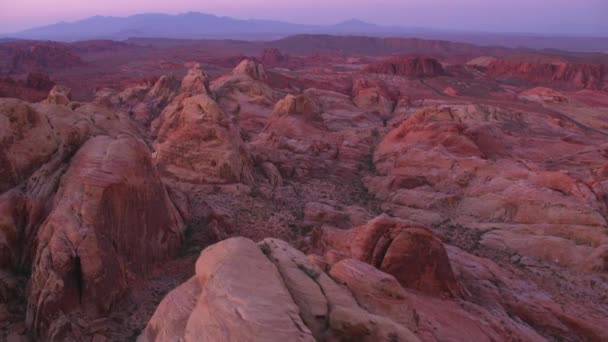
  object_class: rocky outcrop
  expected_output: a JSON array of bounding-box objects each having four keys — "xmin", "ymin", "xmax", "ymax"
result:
[
  {"xmin": 180, "ymin": 63, "xmax": 210, "ymax": 95},
  {"xmin": 363, "ymin": 57, "xmax": 446, "ymax": 78},
  {"xmin": 45, "ymin": 85, "xmax": 72, "ymax": 105},
  {"xmin": 3, "ymin": 36, "xmax": 608, "ymax": 342},
  {"xmin": 211, "ymin": 59, "xmax": 279, "ymax": 135},
  {"xmin": 0, "ymin": 94, "xmax": 140, "ymax": 272},
  {"xmin": 99, "ymin": 74, "xmax": 182, "ymax": 126},
  {"xmin": 251, "ymin": 89, "xmax": 382, "ymax": 179},
  {"xmin": 474, "ymin": 59, "xmax": 608, "ymax": 90},
  {"xmin": 367, "ymin": 104, "xmax": 608, "ymax": 270},
  {"xmin": 141, "ymin": 233, "xmax": 608, "ymax": 342},
  {"xmin": 518, "ymin": 87, "xmax": 569, "ymax": 104},
  {"xmin": 0, "ymin": 98, "xmax": 90, "ymax": 193},
  {"xmin": 261, "ymin": 48, "xmax": 289, "ymax": 65},
  {"xmin": 27, "ymin": 135, "xmax": 184, "ymax": 340},
  {"xmin": 314, "ymin": 215, "xmax": 461, "ymax": 297},
  {"xmin": 139, "ymin": 237, "xmax": 419, "ymax": 342},
  {"xmin": 351, "ymin": 78, "xmax": 393, "ymax": 117},
  {"xmin": 152, "ymin": 67, "xmax": 253, "ymax": 186},
  {"xmin": 2, "ymin": 41, "xmax": 82, "ymax": 74}
]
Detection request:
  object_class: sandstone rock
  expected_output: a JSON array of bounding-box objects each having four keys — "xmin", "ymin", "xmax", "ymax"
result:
[
  {"xmin": 141, "ymin": 237, "xmax": 420, "ymax": 342},
  {"xmin": 476, "ymin": 59, "xmax": 607, "ymax": 90},
  {"xmin": 364, "ymin": 57, "xmax": 446, "ymax": 78},
  {"xmin": 232, "ymin": 59, "xmax": 267, "ymax": 81},
  {"xmin": 211, "ymin": 59, "xmax": 278, "ymax": 135},
  {"xmin": 180, "ymin": 63, "xmax": 210, "ymax": 95},
  {"xmin": 447, "ymin": 245, "xmax": 608, "ymax": 341},
  {"xmin": 250, "ymin": 89, "xmax": 380, "ymax": 180},
  {"xmin": 260, "ymin": 161, "xmax": 283, "ymax": 187},
  {"xmin": 140, "ymin": 237, "xmax": 315, "ymax": 342},
  {"xmin": 443, "ymin": 86, "xmax": 459, "ymax": 96},
  {"xmin": 329, "ymin": 259, "xmax": 418, "ymax": 331},
  {"xmin": 368, "ymin": 104, "xmax": 608, "ymax": 270},
  {"xmin": 110, "ymin": 75, "xmax": 182, "ymax": 126},
  {"xmin": 45, "ymin": 85, "xmax": 72, "ymax": 105},
  {"xmin": 261, "ymin": 48, "xmax": 289, "ymax": 65},
  {"xmin": 519, "ymin": 87, "xmax": 569, "ymax": 104},
  {"xmin": 0, "ymin": 190, "xmax": 23, "ymax": 269},
  {"xmin": 27, "ymin": 135, "xmax": 184, "ymax": 340},
  {"xmin": 351, "ymin": 78, "xmax": 393, "ymax": 117},
  {"xmin": 0, "ymin": 98, "xmax": 95, "ymax": 193},
  {"xmin": 316, "ymin": 215, "xmax": 461, "ymax": 297},
  {"xmin": 152, "ymin": 90, "xmax": 253, "ymax": 186}
]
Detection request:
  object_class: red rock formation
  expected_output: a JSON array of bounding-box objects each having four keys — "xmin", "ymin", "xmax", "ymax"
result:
[
  {"xmin": 476, "ymin": 58, "xmax": 608, "ymax": 90},
  {"xmin": 211, "ymin": 59, "xmax": 280, "ymax": 135},
  {"xmin": 140, "ymin": 237, "xmax": 419, "ymax": 342},
  {"xmin": 518, "ymin": 86, "xmax": 569, "ymax": 103},
  {"xmin": 363, "ymin": 57, "xmax": 446, "ymax": 78},
  {"xmin": 27, "ymin": 136, "xmax": 183, "ymax": 340},
  {"xmin": 2, "ymin": 35, "xmax": 608, "ymax": 342},
  {"xmin": 1, "ymin": 42, "xmax": 83, "ymax": 74},
  {"xmin": 261, "ymin": 48, "xmax": 289, "ymax": 65},
  {"xmin": 368, "ymin": 104, "xmax": 608, "ymax": 270},
  {"xmin": 0, "ymin": 73, "xmax": 55, "ymax": 102},
  {"xmin": 25, "ymin": 73, "xmax": 54, "ymax": 91},
  {"xmin": 315, "ymin": 215, "xmax": 461, "ymax": 297},
  {"xmin": 44, "ymin": 85, "xmax": 72, "ymax": 105},
  {"xmin": 152, "ymin": 64, "xmax": 253, "ymax": 186},
  {"xmin": 351, "ymin": 78, "xmax": 394, "ymax": 117}
]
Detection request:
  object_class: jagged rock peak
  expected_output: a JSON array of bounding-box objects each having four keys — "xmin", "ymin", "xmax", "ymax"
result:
[
  {"xmin": 272, "ymin": 94, "xmax": 318, "ymax": 117},
  {"xmin": 44, "ymin": 85, "xmax": 72, "ymax": 105},
  {"xmin": 233, "ymin": 59, "xmax": 267, "ymax": 81},
  {"xmin": 181, "ymin": 63, "xmax": 211, "ymax": 94},
  {"xmin": 151, "ymin": 74, "xmax": 181, "ymax": 98}
]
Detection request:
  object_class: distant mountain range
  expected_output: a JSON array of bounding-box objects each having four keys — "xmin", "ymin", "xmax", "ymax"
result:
[
  {"xmin": 5, "ymin": 13, "xmax": 431, "ymax": 41},
  {"xmin": 3, "ymin": 12, "xmax": 608, "ymax": 53}
]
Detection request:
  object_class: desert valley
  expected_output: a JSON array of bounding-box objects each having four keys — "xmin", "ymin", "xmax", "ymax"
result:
[{"xmin": 1, "ymin": 10, "xmax": 608, "ymax": 342}]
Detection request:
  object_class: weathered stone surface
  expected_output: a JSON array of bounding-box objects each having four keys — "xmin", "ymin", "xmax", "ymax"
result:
[
  {"xmin": 316, "ymin": 215, "xmax": 461, "ymax": 297},
  {"xmin": 27, "ymin": 135, "xmax": 183, "ymax": 340},
  {"xmin": 141, "ymin": 237, "xmax": 420, "ymax": 342},
  {"xmin": 152, "ymin": 86, "xmax": 253, "ymax": 186}
]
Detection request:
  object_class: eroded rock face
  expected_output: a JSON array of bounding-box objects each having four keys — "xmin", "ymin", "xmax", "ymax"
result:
[
  {"xmin": 368, "ymin": 105, "xmax": 608, "ymax": 270},
  {"xmin": 310, "ymin": 214, "xmax": 608, "ymax": 341},
  {"xmin": 180, "ymin": 63, "xmax": 211, "ymax": 95},
  {"xmin": 251, "ymin": 89, "xmax": 383, "ymax": 180},
  {"xmin": 0, "ymin": 96, "xmax": 141, "ymax": 276},
  {"xmin": 477, "ymin": 59, "xmax": 608, "ymax": 90},
  {"xmin": 211, "ymin": 59, "xmax": 279, "ymax": 135},
  {"xmin": 141, "ymin": 233, "xmax": 608, "ymax": 342},
  {"xmin": 140, "ymin": 237, "xmax": 419, "ymax": 342},
  {"xmin": 140, "ymin": 237, "xmax": 314, "ymax": 342},
  {"xmin": 0, "ymin": 99, "xmax": 70, "ymax": 192},
  {"xmin": 97, "ymin": 74, "xmax": 182, "ymax": 127},
  {"xmin": 151, "ymin": 67, "xmax": 253, "ymax": 186},
  {"xmin": 518, "ymin": 87, "xmax": 569, "ymax": 104},
  {"xmin": 45, "ymin": 85, "xmax": 72, "ymax": 105},
  {"xmin": 364, "ymin": 57, "xmax": 446, "ymax": 78},
  {"xmin": 3, "ymin": 41, "xmax": 83, "ymax": 74},
  {"xmin": 261, "ymin": 48, "xmax": 289, "ymax": 65},
  {"xmin": 3, "ymin": 37, "xmax": 608, "ymax": 342},
  {"xmin": 351, "ymin": 78, "xmax": 393, "ymax": 117},
  {"xmin": 27, "ymin": 135, "xmax": 183, "ymax": 340},
  {"xmin": 315, "ymin": 215, "xmax": 461, "ymax": 297}
]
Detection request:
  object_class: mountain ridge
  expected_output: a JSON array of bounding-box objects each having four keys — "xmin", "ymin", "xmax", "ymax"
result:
[{"xmin": 3, "ymin": 12, "xmax": 608, "ymax": 53}]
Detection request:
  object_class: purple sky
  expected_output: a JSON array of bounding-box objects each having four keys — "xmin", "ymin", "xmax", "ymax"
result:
[{"xmin": 1, "ymin": 0, "xmax": 607, "ymax": 35}]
